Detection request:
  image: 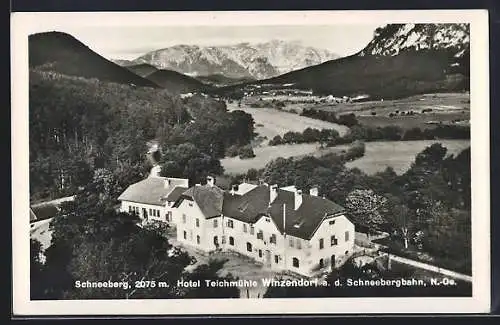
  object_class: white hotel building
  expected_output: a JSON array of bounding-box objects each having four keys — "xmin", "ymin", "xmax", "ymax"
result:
[{"xmin": 119, "ymin": 175, "xmax": 355, "ymax": 277}]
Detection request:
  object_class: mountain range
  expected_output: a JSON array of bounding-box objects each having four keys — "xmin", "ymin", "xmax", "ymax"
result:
[
  {"xmin": 123, "ymin": 40, "xmax": 339, "ymax": 80},
  {"xmin": 29, "ymin": 23, "xmax": 470, "ymax": 100},
  {"xmin": 219, "ymin": 23, "xmax": 470, "ymax": 99}
]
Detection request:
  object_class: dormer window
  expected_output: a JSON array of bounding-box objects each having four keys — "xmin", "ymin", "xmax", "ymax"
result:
[
  {"xmin": 329, "ymin": 220, "xmax": 335, "ymax": 225},
  {"xmin": 265, "ymin": 217, "xmax": 270, "ymax": 222}
]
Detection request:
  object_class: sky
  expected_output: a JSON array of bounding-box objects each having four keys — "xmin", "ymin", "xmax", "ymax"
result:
[{"xmin": 33, "ymin": 24, "xmax": 382, "ymax": 60}]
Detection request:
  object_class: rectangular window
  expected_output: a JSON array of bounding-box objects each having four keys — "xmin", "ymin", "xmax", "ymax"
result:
[
  {"xmin": 227, "ymin": 219, "xmax": 234, "ymax": 228},
  {"xmin": 182, "ymin": 214, "xmax": 186, "ymax": 224},
  {"xmin": 265, "ymin": 218, "xmax": 270, "ymax": 222},
  {"xmin": 319, "ymin": 238, "xmax": 324, "ymax": 249},
  {"xmin": 345, "ymin": 231, "xmax": 349, "ymax": 242},
  {"xmin": 258, "ymin": 250, "xmax": 262, "ymax": 258},
  {"xmin": 257, "ymin": 230, "xmax": 264, "ymax": 240},
  {"xmin": 289, "ymin": 237, "xmax": 294, "ymax": 248},
  {"xmin": 183, "ymin": 231, "xmax": 187, "ymax": 240},
  {"xmin": 331, "ymin": 235, "xmax": 338, "ymax": 246},
  {"xmin": 243, "ymin": 224, "xmax": 247, "ymax": 233},
  {"xmin": 149, "ymin": 208, "xmax": 152, "ymax": 215},
  {"xmin": 196, "ymin": 218, "xmax": 200, "ymax": 227},
  {"xmin": 213, "ymin": 219, "xmax": 218, "ymax": 228},
  {"xmin": 157, "ymin": 210, "xmax": 160, "ymax": 217},
  {"xmin": 296, "ymin": 239, "xmax": 302, "ymax": 249},
  {"xmin": 250, "ymin": 226, "xmax": 255, "ymax": 235},
  {"xmin": 270, "ymin": 234, "xmax": 277, "ymax": 244},
  {"xmin": 274, "ymin": 255, "xmax": 279, "ymax": 264},
  {"xmin": 128, "ymin": 206, "xmax": 132, "ymax": 213},
  {"xmin": 329, "ymin": 220, "xmax": 335, "ymax": 225}
]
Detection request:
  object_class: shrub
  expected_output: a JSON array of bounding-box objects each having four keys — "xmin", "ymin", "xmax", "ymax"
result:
[
  {"xmin": 238, "ymin": 145, "xmax": 256, "ymax": 159},
  {"xmin": 268, "ymin": 135, "xmax": 283, "ymax": 146}
]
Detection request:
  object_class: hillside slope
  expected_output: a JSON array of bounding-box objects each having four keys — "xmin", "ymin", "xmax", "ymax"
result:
[
  {"xmin": 29, "ymin": 31, "xmax": 159, "ymax": 88},
  {"xmin": 145, "ymin": 69, "xmax": 214, "ymax": 94},
  {"xmin": 126, "ymin": 63, "xmax": 159, "ymax": 77}
]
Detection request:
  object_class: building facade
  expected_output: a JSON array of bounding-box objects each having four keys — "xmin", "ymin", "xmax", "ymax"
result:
[
  {"xmin": 118, "ymin": 176, "xmax": 189, "ymax": 224},
  {"xmin": 118, "ymin": 175, "xmax": 355, "ymax": 277}
]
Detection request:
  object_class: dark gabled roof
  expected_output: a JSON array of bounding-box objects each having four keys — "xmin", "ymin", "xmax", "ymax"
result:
[
  {"xmin": 165, "ymin": 186, "xmax": 189, "ymax": 202},
  {"xmin": 117, "ymin": 177, "xmax": 188, "ymax": 206},
  {"xmin": 174, "ymin": 184, "xmax": 224, "ymax": 218},
  {"xmin": 222, "ymin": 185, "xmax": 345, "ymax": 240}
]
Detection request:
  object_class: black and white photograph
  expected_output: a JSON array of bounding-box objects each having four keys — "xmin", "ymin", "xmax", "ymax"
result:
[{"xmin": 12, "ymin": 10, "xmax": 490, "ymax": 315}]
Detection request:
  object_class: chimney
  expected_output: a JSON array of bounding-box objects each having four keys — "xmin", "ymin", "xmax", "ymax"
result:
[
  {"xmin": 269, "ymin": 184, "xmax": 278, "ymax": 204},
  {"xmin": 206, "ymin": 176, "xmax": 215, "ymax": 187},
  {"xmin": 309, "ymin": 187, "xmax": 319, "ymax": 197},
  {"xmin": 294, "ymin": 189, "xmax": 303, "ymax": 210},
  {"xmin": 164, "ymin": 178, "xmax": 172, "ymax": 189}
]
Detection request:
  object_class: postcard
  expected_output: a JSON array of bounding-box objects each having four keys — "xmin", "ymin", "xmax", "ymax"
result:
[{"xmin": 11, "ymin": 9, "xmax": 490, "ymax": 315}]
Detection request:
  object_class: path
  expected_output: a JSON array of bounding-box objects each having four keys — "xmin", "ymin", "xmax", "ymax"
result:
[{"xmin": 381, "ymin": 252, "xmax": 472, "ymax": 283}]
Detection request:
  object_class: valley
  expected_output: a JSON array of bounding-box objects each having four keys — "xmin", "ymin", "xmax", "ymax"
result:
[{"xmin": 221, "ymin": 93, "xmax": 469, "ymax": 175}]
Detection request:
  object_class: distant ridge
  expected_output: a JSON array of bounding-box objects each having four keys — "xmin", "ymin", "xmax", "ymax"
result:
[
  {"xmin": 145, "ymin": 69, "xmax": 213, "ymax": 94},
  {"xmin": 130, "ymin": 40, "xmax": 340, "ymax": 80},
  {"xmin": 29, "ymin": 31, "xmax": 159, "ymax": 88}
]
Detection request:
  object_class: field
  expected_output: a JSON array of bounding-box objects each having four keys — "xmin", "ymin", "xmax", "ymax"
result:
[
  {"xmin": 299, "ymin": 92, "xmax": 470, "ymax": 130},
  {"xmin": 227, "ymin": 102, "xmax": 349, "ymax": 140},
  {"xmin": 221, "ymin": 143, "xmax": 347, "ymax": 175},
  {"xmin": 345, "ymin": 139, "xmax": 470, "ymax": 175}
]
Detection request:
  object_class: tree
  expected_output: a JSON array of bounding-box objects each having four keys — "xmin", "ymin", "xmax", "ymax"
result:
[
  {"xmin": 160, "ymin": 143, "xmax": 223, "ymax": 184},
  {"xmin": 385, "ymin": 196, "xmax": 413, "ymax": 249},
  {"xmin": 345, "ymin": 189, "xmax": 388, "ymax": 236},
  {"xmin": 30, "ymin": 239, "xmax": 46, "ymax": 299}
]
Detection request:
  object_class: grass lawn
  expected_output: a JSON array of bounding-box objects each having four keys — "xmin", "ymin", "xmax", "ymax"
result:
[{"xmin": 345, "ymin": 139, "xmax": 470, "ymax": 175}]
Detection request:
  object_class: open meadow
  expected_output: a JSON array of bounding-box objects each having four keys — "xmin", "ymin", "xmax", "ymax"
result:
[
  {"xmin": 345, "ymin": 139, "xmax": 470, "ymax": 175},
  {"xmin": 226, "ymin": 102, "xmax": 349, "ymax": 140},
  {"xmin": 292, "ymin": 92, "xmax": 470, "ymax": 130}
]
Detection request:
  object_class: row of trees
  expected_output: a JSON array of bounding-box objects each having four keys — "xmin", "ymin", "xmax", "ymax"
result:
[
  {"xmin": 301, "ymin": 108, "xmax": 360, "ymax": 127},
  {"xmin": 268, "ymin": 128, "xmax": 344, "ymax": 146},
  {"xmin": 267, "ymin": 124, "xmax": 469, "ymax": 151}
]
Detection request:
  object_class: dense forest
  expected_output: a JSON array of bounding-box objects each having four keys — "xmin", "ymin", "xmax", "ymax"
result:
[{"xmin": 29, "ymin": 70, "xmax": 254, "ymax": 201}]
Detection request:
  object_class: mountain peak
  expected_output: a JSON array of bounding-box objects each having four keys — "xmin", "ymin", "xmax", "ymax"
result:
[{"xmin": 358, "ymin": 23, "xmax": 470, "ymax": 58}]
